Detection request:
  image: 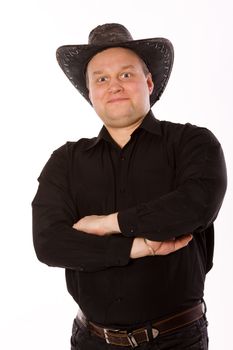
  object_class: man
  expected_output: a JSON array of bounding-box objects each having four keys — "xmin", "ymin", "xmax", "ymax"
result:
[{"xmin": 32, "ymin": 23, "xmax": 227, "ymax": 349}]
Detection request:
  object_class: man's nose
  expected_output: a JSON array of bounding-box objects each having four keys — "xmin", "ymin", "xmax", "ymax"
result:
[{"xmin": 108, "ymin": 79, "xmax": 123, "ymax": 94}]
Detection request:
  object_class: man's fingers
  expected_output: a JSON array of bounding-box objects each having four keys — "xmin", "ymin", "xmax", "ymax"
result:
[
  {"xmin": 146, "ymin": 234, "xmax": 193, "ymax": 256},
  {"xmin": 174, "ymin": 234, "xmax": 193, "ymax": 251}
]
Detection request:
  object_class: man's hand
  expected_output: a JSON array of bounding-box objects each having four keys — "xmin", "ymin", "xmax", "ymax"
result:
[
  {"xmin": 146, "ymin": 235, "xmax": 193, "ymax": 255},
  {"xmin": 130, "ymin": 234, "xmax": 193, "ymax": 259},
  {"xmin": 72, "ymin": 213, "xmax": 120, "ymax": 236}
]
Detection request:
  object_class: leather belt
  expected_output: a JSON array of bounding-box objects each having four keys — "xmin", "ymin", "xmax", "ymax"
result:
[{"xmin": 77, "ymin": 302, "xmax": 205, "ymax": 348}]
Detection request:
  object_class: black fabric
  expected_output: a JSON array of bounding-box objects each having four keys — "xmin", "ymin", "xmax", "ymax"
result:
[{"xmin": 32, "ymin": 110, "xmax": 227, "ymax": 327}]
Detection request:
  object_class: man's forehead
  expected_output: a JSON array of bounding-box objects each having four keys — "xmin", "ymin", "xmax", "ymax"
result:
[{"xmin": 87, "ymin": 47, "xmax": 143, "ymax": 72}]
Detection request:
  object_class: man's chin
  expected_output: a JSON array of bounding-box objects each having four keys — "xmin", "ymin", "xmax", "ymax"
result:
[
  {"xmin": 105, "ymin": 106, "xmax": 134, "ymax": 120},
  {"xmin": 104, "ymin": 114, "xmax": 144, "ymax": 130},
  {"xmin": 106, "ymin": 113, "xmax": 133, "ymax": 124}
]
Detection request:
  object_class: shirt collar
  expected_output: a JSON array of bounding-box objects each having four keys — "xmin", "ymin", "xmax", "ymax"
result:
[
  {"xmin": 136, "ymin": 109, "xmax": 162, "ymax": 136},
  {"xmin": 84, "ymin": 126, "xmax": 112, "ymax": 151},
  {"xmin": 84, "ymin": 110, "xmax": 161, "ymax": 151}
]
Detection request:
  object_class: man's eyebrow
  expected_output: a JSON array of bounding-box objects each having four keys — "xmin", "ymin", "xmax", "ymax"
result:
[
  {"xmin": 121, "ymin": 65, "xmax": 136, "ymax": 70},
  {"xmin": 92, "ymin": 70, "xmax": 104, "ymax": 76}
]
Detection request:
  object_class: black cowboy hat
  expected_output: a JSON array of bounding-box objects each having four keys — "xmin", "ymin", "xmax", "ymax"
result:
[{"xmin": 56, "ymin": 23, "xmax": 174, "ymax": 106}]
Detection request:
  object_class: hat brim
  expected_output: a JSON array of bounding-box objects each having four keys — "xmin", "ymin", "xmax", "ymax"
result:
[{"xmin": 56, "ymin": 38, "xmax": 174, "ymax": 106}]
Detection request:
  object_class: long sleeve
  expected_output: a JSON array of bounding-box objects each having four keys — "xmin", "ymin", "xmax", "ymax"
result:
[
  {"xmin": 32, "ymin": 144, "xmax": 133, "ymax": 272},
  {"xmin": 118, "ymin": 125, "xmax": 227, "ymax": 241}
]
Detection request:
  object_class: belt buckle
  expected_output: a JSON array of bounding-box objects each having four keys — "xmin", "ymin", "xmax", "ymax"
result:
[
  {"xmin": 103, "ymin": 326, "xmax": 159, "ymax": 348},
  {"xmin": 103, "ymin": 328, "xmax": 110, "ymax": 344},
  {"xmin": 127, "ymin": 328, "xmax": 159, "ymax": 348},
  {"xmin": 127, "ymin": 332, "xmax": 138, "ymax": 348},
  {"xmin": 103, "ymin": 328, "xmax": 120, "ymax": 344},
  {"xmin": 103, "ymin": 328, "xmax": 138, "ymax": 348}
]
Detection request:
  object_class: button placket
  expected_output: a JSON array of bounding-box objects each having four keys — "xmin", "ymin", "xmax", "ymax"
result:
[{"xmin": 118, "ymin": 152, "xmax": 127, "ymax": 206}]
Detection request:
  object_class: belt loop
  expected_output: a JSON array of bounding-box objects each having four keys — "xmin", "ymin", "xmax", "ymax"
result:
[{"xmin": 145, "ymin": 322, "xmax": 154, "ymax": 342}]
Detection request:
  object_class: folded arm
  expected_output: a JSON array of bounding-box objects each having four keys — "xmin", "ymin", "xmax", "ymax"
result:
[
  {"xmin": 32, "ymin": 145, "xmax": 133, "ymax": 272},
  {"xmin": 73, "ymin": 127, "xmax": 227, "ymax": 245},
  {"xmin": 118, "ymin": 127, "xmax": 227, "ymax": 241},
  {"xmin": 72, "ymin": 214, "xmax": 193, "ymax": 258}
]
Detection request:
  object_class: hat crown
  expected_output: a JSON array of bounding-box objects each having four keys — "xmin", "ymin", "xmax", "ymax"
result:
[{"xmin": 88, "ymin": 23, "xmax": 133, "ymax": 45}]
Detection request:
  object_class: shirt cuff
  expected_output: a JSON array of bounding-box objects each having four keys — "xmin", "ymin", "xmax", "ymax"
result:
[
  {"xmin": 105, "ymin": 235, "xmax": 134, "ymax": 267},
  {"xmin": 117, "ymin": 208, "xmax": 139, "ymax": 237}
]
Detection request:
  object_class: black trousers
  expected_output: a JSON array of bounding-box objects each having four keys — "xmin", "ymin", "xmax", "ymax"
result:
[{"xmin": 70, "ymin": 316, "xmax": 208, "ymax": 350}]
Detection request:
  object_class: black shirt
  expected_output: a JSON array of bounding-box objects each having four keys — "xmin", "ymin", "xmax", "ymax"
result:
[{"xmin": 32, "ymin": 110, "xmax": 227, "ymax": 328}]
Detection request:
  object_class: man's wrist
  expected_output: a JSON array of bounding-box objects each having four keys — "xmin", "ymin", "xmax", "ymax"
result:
[
  {"xmin": 105, "ymin": 213, "xmax": 121, "ymax": 234},
  {"xmin": 130, "ymin": 237, "xmax": 150, "ymax": 259},
  {"xmin": 144, "ymin": 238, "xmax": 156, "ymax": 256}
]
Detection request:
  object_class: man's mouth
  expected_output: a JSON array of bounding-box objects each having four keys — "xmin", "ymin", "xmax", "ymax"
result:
[{"xmin": 107, "ymin": 97, "xmax": 129, "ymax": 104}]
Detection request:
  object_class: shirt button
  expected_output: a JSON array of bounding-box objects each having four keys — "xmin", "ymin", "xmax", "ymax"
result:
[
  {"xmin": 120, "ymin": 188, "xmax": 126, "ymax": 193},
  {"xmin": 116, "ymin": 297, "xmax": 122, "ymax": 303},
  {"xmin": 120, "ymin": 156, "xmax": 125, "ymax": 161},
  {"xmin": 130, "ymin": 228, "xmax": 134, "ymax": 233}
]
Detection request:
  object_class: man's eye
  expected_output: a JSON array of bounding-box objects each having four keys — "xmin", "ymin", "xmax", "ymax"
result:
[
  {"xmin": 121, "ymin": 72, "xmax": 131, "ymax": 79},
  {"xmin": 97, "ymin": 76, "xmax": 108, "ymax": 83}
]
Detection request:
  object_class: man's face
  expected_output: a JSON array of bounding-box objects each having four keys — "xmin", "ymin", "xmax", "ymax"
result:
[{"xmin": 86, "ymin": 47, "xmax": 154, "ymax": 129}]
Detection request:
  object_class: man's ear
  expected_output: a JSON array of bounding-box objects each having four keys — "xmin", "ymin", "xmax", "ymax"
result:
[{"xmin": 147, "ymin": 73, "xmax": 154, "ymax": 95}]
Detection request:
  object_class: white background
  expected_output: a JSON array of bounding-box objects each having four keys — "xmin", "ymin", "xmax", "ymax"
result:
[{"xmin": 0, "ymin": 0, "xmax": 232, "ymax": 349}]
